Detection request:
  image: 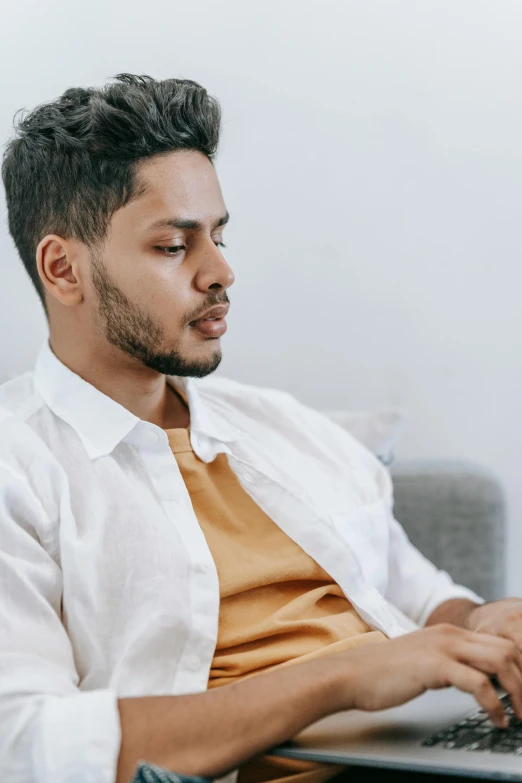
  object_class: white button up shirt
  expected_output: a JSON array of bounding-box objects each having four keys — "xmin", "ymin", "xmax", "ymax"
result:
[{"xmin": 0, "ymin": 342, "xmax": 481, "ymax": 783}]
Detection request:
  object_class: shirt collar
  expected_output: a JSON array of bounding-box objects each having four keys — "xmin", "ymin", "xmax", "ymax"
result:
[
  {"xmin": 169, "ymin": 375, "xmax": 244, "ymax": 446},
  {"xmin": 33, "ymin": 342, "xmax": 242, "ymax": 460}
]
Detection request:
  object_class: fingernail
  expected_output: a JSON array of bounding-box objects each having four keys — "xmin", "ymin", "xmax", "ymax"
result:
[{"xmin": 499, "ymin": 715, "xmax": 510, "ymax": 729}]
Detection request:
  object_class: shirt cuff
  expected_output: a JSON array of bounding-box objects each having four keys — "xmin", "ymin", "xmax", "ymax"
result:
[
  {"xmin": 38, "ymin": 689, "xmax": 121, "ymax": 783},
  {"xmin": 417, "ymin": 577, "xmax": 485, "ymax": 628}
]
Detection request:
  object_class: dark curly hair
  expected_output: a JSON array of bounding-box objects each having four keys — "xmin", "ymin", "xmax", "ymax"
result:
[{"xmin": 2, "ymin": 74, "xmax": 221, "ymax": 305}]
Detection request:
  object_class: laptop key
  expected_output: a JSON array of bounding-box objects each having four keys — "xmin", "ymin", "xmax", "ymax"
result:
[
  {"xmin": 497, "ymin": 741, "xmax": 522, "ymax": 750},
  {"xmin": 423, "ymin": 696, "xmax": 522, "ymax": 754}
]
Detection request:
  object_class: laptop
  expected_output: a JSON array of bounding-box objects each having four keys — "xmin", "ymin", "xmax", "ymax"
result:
[{"xmin": 273, "ymin": 688, "xmax": 522, "ymax": 780}]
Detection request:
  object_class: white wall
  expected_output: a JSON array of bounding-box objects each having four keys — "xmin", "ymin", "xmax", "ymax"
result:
[{"xmin": 1, "ymin": 1, "xmax": 521, "ymax": 590}]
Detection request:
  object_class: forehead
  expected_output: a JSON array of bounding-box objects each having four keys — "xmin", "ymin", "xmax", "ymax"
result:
[{"xmin": 118, "ymin": 150, "xmax": 226, "ymax": 229}]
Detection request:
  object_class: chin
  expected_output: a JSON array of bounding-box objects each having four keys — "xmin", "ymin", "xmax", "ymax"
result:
[
  {"xmin": 136, "ymin": 344, "xmax": 222, "ymax": 378},
  {"xmin": 190, "ymin": 347, "xmax": 223, "ymax": 377},
  {"xmin": 172, "ymin": 347, "xmax": 222, "ymax": 378}
]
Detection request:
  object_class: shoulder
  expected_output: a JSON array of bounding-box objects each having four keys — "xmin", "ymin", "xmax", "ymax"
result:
[
  {"xmin": 193, "ymin": 374, "xmax": 298, "ymax": 413},
  {"xmin": 0, "ymin": 370, "xmax": 43, "ymax": 420},
  {"xmin": 0, "ymin": 372, "xmax": 64, "ymax": 478},
  {"xmin": 193, "ymin": 375, "xmax": 383, "ymax": 469},
  {"xmin": 193, "ymin": 375, "xmax": 392, "ymax": 502},
  {"xmin": 0, "ymin": 403, "xmax": 67, "ymax": 534},
  {"xmin": 0, "ymin": 404, "xmax": 58, "ymax": 480},
  {"xmin": 191, "ymin": 375, "xmax": 323, "ymax": 435}
]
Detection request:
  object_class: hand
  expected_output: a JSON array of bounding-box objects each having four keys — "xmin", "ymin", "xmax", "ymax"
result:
[
  {"xmin": 334, "ymin": 623, "xmax": 522, "ymax": 727},
  {"xmin": 465, "ymin": 598, "xmax": 522, "ymax": 649}
]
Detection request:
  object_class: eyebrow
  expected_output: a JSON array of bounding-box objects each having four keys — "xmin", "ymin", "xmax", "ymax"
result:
[{"xmin": 148, "ymin": 212, "xmax": 230, "ymax": 232}]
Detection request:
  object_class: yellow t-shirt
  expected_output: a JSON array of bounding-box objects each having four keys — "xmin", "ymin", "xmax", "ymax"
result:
[{"xmin": 166, "ymin": 427, "xmax": 387, "ymax": 783}]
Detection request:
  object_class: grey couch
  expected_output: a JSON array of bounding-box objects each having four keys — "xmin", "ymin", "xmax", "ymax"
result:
[{"xmin": 391, "ymin": 460, "xmax": 507, "ymax": 602}]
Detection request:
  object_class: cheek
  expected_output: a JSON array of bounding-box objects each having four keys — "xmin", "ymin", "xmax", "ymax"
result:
[
  {"xmin": 103, "ymin": 244, "xmax": 195, "ymax": 332},
  {"xmin": 146, "ymin": 278, "xmax": 194, "ymax": 336},
  {"xmin": 122, "ymin": 258, "xmax": 190, "ymax": 310}
]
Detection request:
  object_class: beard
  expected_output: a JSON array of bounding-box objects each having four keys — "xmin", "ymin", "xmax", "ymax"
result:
[{"xmin": 91, "ymin": 257, "xmax": 227, "ymax": 378}]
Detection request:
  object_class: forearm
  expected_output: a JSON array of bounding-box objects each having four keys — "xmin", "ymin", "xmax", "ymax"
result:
[
  {"xmin": 116, "ymin": 656, "xmax": 347, "ymax": 783},
  {"xmin": 425, "ymin": 598, "xmax": 480, "ymax": 628}
]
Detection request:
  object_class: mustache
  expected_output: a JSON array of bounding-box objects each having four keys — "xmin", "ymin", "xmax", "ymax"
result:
[{"xmin": 183, "ymin": 292, "xmax": 230, "ymax": 326}]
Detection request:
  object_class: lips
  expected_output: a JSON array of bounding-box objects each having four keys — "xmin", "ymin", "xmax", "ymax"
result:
[{"xmin": 189, "ymin": 304, "xmax": 229, "ymax": 338}]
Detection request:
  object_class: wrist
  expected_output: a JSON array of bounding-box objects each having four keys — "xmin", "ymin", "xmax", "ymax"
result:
[
  {"xmin": 463, "ymin": 602, "xmax": 486, "ymax": 631},
  {"xmin": 317, "ymin": 650, "xmax": 361, "ymax": 714},
  {"xmin": 426, "ymin": 598, "xmax": 481, "ymax": 629}
]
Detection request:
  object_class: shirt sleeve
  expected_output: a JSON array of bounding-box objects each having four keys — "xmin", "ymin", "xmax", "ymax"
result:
[
  {"xmin": 281, "ymin": 395, "xmax": 485, "ymax": 627},
  {"xmin": 384, "ymin": 510, "xmax": 485, "ymax": 627},
  {"xmin": 0, "ymin": 461, "xmax": 121, "ymax": 783}
]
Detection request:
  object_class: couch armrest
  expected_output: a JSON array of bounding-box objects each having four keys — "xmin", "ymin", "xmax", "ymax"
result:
[{"xmin": 390, "ymin": 460, "xmax": 506, "ymax": 602}]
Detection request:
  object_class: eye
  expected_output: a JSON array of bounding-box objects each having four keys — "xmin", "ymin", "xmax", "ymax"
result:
[
  {"xmin": 215, "ymin": 241, "xmax": 227, "ymax": 249},
  {"xmin": 156, "ymin": 245, "xmax": 185, "ymax": 256}
]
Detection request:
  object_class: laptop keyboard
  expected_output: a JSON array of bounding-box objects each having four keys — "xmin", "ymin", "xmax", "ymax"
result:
[{"xmin": 422, "ymin": 695, "xmax": 522, "ymax": 754}]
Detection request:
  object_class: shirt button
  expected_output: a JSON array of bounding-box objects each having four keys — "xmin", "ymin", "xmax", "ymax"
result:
[{"xmin": 187, "ymin": 654, "xmax": 202, "ymax": 671}]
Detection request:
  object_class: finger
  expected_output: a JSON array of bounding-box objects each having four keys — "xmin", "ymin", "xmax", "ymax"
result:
[
  {"xmin": 458, "ymin": 629, "xmax": 519, "ymax": 651},
  {"xmin": 447, "ymin": 663, "xmax": 508, "ymax": 728},
  {"xmin": 455, "ymin": 634, "xmax": 520, "ymax": 679},
  {"xmin": 496, "ymin": 663, "xmax": 522, "ymax": 722},
  {"xmin": 499, "ymin": 628, "xmax": 522, "ymax": 655},
  {"xmin": 501, "ymin": 636, "xmax": 522, "ymax": 671},
  {"xmin": 503, "ymin": 642, "xmax": 522, "ymax": 676},
  {"xmin": 453, "ymin": 635, "xmax": 522, "ymax": 721},
  {"xmin": 513, "ymin": 641, "xmax": 522, "ymax": 671}
]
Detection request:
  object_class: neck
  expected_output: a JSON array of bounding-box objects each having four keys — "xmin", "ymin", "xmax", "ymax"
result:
[{"xmin": 49, "ymin": 332, "xmax": 190, "ymax": 430}]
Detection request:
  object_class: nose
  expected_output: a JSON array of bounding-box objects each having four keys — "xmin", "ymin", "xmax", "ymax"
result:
[{"xmin": 194, "ymin": 238, "xmax": 235, "ymax": 293}]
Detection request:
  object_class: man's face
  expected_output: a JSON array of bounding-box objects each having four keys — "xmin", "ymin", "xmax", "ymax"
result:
[{"xmin": 90, "ymin": 150, "xmax": 234, "ymax": 377}]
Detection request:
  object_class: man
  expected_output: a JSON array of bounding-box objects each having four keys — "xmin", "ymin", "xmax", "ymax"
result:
[{"xmin": 1, "ymin": 74, "xmax": 522, "ymax": 783}]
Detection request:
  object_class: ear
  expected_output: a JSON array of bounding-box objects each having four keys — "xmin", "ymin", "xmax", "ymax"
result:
[{"xmin": 36, "ymin": 235, "xmax": 84, "ymax": 307}]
